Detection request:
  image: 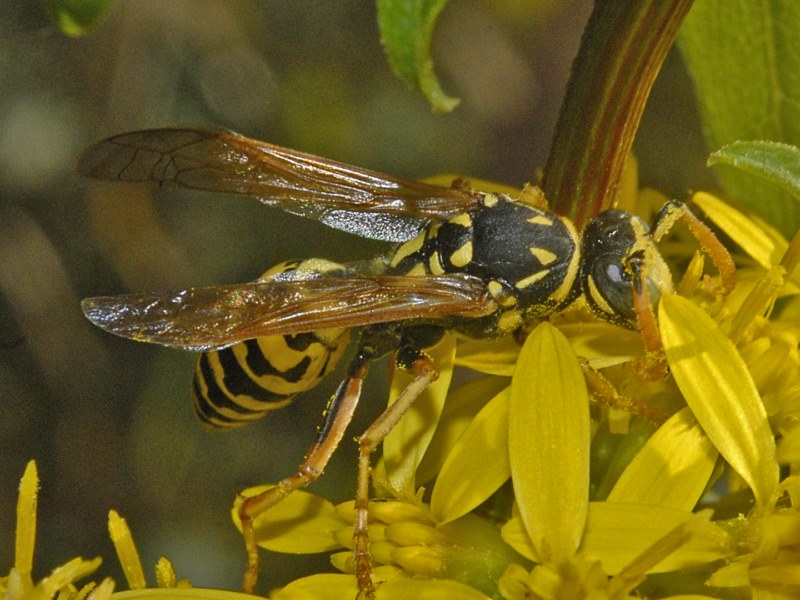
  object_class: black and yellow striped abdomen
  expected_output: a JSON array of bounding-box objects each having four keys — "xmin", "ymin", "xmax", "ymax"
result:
[
  {"xmin": 192, "ymin": 260, "xmax": 350, "ymax": 429},
  {"xmin": 193, "ymin": 329, "xmax": 349, "ymax": 429}
]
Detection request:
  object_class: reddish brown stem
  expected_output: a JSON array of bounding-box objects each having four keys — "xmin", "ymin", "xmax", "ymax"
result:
[{"xmin": 543, "ymin": 0, "xmax": 695, "ymax": 229}]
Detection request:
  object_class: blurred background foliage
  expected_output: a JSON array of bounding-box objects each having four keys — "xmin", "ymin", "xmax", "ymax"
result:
[{"xmin": 0, "ymin": 0, "xmax": 713, "ymax": 593}]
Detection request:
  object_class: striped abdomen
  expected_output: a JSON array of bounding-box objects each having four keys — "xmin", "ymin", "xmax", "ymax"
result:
[
  {"xmin": 192, "ymin": 259, "xmax": 350, "ymax": 429},
  {"xmin": 193, "ymin": 328, "xmax": 349, "ymax": 429}
]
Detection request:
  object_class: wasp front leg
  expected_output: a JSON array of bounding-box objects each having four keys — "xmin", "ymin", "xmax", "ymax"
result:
[
  {"xmin": 650, "ymin": 199, "xmax": 736, "ymax": 294},
  {"xmin": 353, "ymin": 350, "xmax": 439, "ymax": 598},
  {"xmin": 238, "ymin": 365, "xmax": 368, "ymax": 594}
]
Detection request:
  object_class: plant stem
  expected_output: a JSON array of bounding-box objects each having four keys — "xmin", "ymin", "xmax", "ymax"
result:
[{"xmin": 543, "ymin": 0, "xmax": 694, "ymax": 229}]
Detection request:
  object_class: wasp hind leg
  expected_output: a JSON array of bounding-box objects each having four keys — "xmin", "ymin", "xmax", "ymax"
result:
[
  {"xmin": 353, "ymin": 348, "xmax": 439, "ymax": 598},
  {"xmin": 238, "ymin": 363, "xmax": 369, "ymax": 594}
]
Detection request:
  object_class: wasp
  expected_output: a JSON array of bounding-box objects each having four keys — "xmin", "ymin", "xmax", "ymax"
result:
[{"xmin": 78, "ymin": 128, "xmax": 736, "ymax": 596}]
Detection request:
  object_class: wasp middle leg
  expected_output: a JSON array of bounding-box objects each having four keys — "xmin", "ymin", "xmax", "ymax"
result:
[{"xmin": 353, "ymin": 347, "xmax": 439, "ymax": 596}]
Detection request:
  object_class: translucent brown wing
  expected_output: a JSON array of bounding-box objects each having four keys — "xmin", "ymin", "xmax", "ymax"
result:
[
  {"xmin": 78, "ymin": 128, "xmax": 482, "ymax": 241},
  {"xmin": 81, "ymin": 273, "xmax": 497, "ymax": 351}
]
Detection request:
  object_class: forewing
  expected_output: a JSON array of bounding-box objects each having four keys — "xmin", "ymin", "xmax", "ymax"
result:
[
  {"xmin": 78, "ymin": 128, "xmax": 481, "ymax": 241},
  {"xmin": 81, "ymin": 274, "xmax": 496, "ymax": 351}
]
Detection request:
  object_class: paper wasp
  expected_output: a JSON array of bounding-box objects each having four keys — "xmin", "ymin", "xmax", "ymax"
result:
[{"xmin": 78, "ymin": 128, "xmax": 735, "ymax": 596}]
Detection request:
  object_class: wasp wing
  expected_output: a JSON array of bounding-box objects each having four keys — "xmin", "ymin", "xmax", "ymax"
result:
[
  {"xmin": 78, "ymin": 128, "xmax": 482, "ymax": 242},
  {"xmin": 81, "ymin": 273, "xmax": 496, "ymax": 351}
]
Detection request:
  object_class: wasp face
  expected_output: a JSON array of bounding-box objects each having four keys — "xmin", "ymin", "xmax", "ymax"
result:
[{"xmin": 580, "ymin": 210, "xmax": 674, "ymax": 328}]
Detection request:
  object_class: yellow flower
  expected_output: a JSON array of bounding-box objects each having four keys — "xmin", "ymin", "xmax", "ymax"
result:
[
  {"xmin": 0, "ymin": 461, "xmax": 107, "ymax": 600},
  {"xmin": 1, "ymin": 462, "xmax": 266, "ymax": 600}
]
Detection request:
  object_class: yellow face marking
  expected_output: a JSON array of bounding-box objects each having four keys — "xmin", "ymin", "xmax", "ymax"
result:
[
  {"xmin": 586, "ymin": 274, "xmax": 615, "ymax": 316},
  {"xmin": 448, "ymin": 240, "xmax": 473, "ymax": 268},
  {"xmin": 527, "ymin": 214, "xmax": 554, "ymax": 226},
  {"xmin": 428, "ymin": 251, "xmax": 445, "ymax": 275},
  {"xmin": 529, "ymin": 247, "xmax": 558, "ymax": 265},
  {"xmin": 390, "ymin": 234, "xmax": 425, "ymax": 268},
  {"xmin": 496, "ymin": 309, "xmax": 522, "ymax": 334},
  {"xmin": 515, "ymin": 269, "xmax": 549, "ymax": 290}
]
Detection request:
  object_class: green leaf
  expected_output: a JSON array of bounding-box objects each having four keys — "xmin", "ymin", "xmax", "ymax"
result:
[
  {"xmin": 678, "ymin": 0, "xmax": 800, "ymax": 235},
  {"xmin": 509, "ymin": 323, "xmax": 590, "ymax": 562},
  {"xmin": 709, "ymin": 141, "xmax": 800, "ymax": 202},
  {"xmin": 376, "ymin": 0, "xmax": 459, "ymax": 113},
  {"xmin": 44, "ymin": 0, "xmax": 113, "ymax": 36}
]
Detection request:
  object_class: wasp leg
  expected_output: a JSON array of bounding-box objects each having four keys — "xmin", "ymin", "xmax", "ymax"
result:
[
  {"xmin": 650, "ymin": 200, "xmax": 736, "ymax": 294},
  {"xmin": 353, "ymin": 352, "xmax": 439, "ymax": 598},
  {"xmin": 579, "ymin": 358, "xmax": 667, "ymax": 425},
  {"xmin": 629, "ymin": 258, "xmax": 669, "ymax": 380},
  {"xmin": 239, "ymin": 365, "xmax": 368, "ymax": 594}
]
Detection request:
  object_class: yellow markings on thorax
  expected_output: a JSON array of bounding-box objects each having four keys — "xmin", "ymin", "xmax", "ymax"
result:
[
  {"xmin": 548, "ymin": 216, "xmax": 581, "ymax": 304},
  {"xmin": 529, "ymin": 247, "xmax": 558, "ymax": 265},
  {"xmin": 448, "ymin": 241, "xmax": 473, "ymax": 268},
  {"xmin": 527, "ymin": 214, "xmax": 554, "ymax": 226},
  {"xmin": 496, "ymin": 308, "xmax": 522, "ymax": 334},
  {"xmin": 403, "ymin": 263, "xmax": 428, "ymax": 277},
  {"xmin": 428, "ymin": 251, "xmax": 445, "ymax": 275},
  {"xmin": 390, "ymin": 233, "xmax": 426, "ymax": 268},
  {"xmin": 488, "ymin": 280, "xmax": 517, "ymax": 307},
  {"xmin": 515, "ymin": 269, "xmax": 549, "ymax": 290},
  {"xmin": 448, "ymin": 213, "xmax": 473, "ymax": 228},
  {"xmin": 481, "ymin": 194, "xmax": 499, "ymax": 208}
]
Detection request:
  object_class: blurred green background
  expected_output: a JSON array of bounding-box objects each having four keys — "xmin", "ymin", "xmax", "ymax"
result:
[{"xmin": 0, "ymin": 0, "xmax": 712, "ymax": 593}]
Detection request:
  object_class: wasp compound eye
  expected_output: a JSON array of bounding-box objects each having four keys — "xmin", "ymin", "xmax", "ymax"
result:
[{"xmin": 585, "ymin": 252, "xmax": 636, "ymax": 325}]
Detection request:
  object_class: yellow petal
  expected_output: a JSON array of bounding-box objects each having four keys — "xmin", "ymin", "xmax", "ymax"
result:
[
  {"xmin": 750, "ymin": 563, "xmax": 800, "ymax": 587},
  {"xmin": 430, "ymin": 388, "xmax": 511, "ymax": 523},
  {"xmin": 502, "ymin": 503, "xmax": 732, "ymax": 575},
  {"xmin": 607, "ymin": 407, "xmax": 718, "ymax": 510},
  {"xmin": 15, "ymin": 460, "xmax": 38, "ymax": 589},
  {"xmin": 416, "ymin": 376, "xmax": 509, "ymax": 485},
  {"xmin": 454, "ymin": 336, "xmax": 520, "ymax": 376},
  {"xmin": 270, "ymin": 573, "xmax": 490, "ymax": 600},
  {"xmin": 583, "ymin": 503, "xmax": 731, "ymax": 574},
  {"xmin": 232, "ymin": 486, "xmax": 343, "ymax": 553},
  {"xmin": 559, "ymin": 322, "xmax": 641, "ymax": 368},
  {"xmin": 509, "ymin": 323, "xmax": 590, "ymax": 562},
  {"xmin": 374, "ymin": 577, "xmax": 490, "ymax": 599},
  {"xmin": 111, "ymin": 589, "xmax": 264, "ymax": 600},
  {"xmin": 692, "ymin": 191, "xmax": 787, "ymax": 268},
  {"xmin": 32, "ymin": 557, "xmax": 103, "ymax": 600},
  {"xmin": 659, "ymin": 295, "xmax": 779, "ymax": 508},
  {"xmin": 500, "ymin": 516, "xmax": 539, "ymax": 562},
  {"xmin": 108, "ymin": 510, "xmax": 146, "ymax": 589},
  {"xmin": 777, "ymin": 425, "xmax": 800, "ymax": 463},
  {"xmin": 155, "ymin": 557, "xmax": 177, "ymax": 589},
  {"xmin": 384, "ymin": 334, "xmax": 456, "ymax": 494}
]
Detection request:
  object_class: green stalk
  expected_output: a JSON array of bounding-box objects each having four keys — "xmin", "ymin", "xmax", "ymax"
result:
[{"xmin": 543, "ymin": 0, "xmax": 694, "ymax": 229}]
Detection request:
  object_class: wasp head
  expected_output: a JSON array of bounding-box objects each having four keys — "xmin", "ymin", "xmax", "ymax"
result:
[{"xmin": 580, "ymin": 210, "xmax": 674, "ymax": 328}]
